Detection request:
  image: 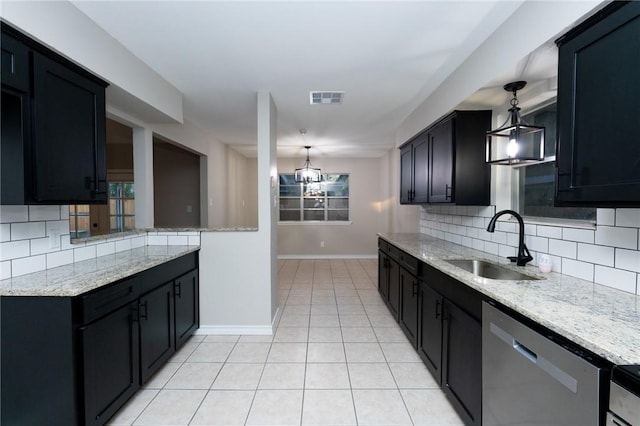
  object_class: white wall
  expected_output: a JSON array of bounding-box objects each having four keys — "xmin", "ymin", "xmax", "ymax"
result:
[
  {"xmin": 226, "ymin": 151, "xmax": 258, "ymax": 228},
  {"xmin": 276, "ymin": 157, "xmax": 389, "ymax": 257}
]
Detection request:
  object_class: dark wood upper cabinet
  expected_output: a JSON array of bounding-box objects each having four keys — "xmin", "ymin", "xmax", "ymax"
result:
[
  {"xmin": 555, "ymin": 1, "xmax": 640, "ymax": 206},
  {"xmin": 1, "ymin": 23, "xmax": 108, "ymax": 205},
  {"xmin": 399, "ymin": 110, "xmax": 491, "ymax": 205}
]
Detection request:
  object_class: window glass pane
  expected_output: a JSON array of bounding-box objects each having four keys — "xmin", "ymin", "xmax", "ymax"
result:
[
  {"xmin": 110, "ymin": 217, "xmax": 119, "ymax": 233},
  {"xmin": 76, "ymin": 205, "xmax": 90, "ymax": 214},
  {"xmin": 109, "ymin": 199, "xmax": 119, "ymax": 214},
  {"xmin": 523, "ymin": 103, "xmax": 557, "ymax": 158},
  {"xmin": 124, "ymin": 183, "xmax": 135, "ymax": 198},
  {"xmin": 304, "ymin": 198, "xmax": 325, "ymax": 208},
  {"xmin": 303, "ymin": 183, "xmax": 325, "ymax": 197},
  {"xmin": 280, "ymin": 210, "xmax": 301, "ymax": 221},
  {"xmin": 280, "ymin": 198, "xmax": 300, "ymax": 209},
  {"xmin": 124, "ymin": 216, "xmax": 135, "ymax": 230},
  {"xmin": 303, "ymin": 210, "xmax": 325, "ymax": 221},
  {"xmin": 77, "ymin": 216, "xmax": 90, "ymax": 232},
  {"xmin": 109, "ymin": 182, "xmax": 122, "ymax": 198},
  {"xmin": 328, "ymin": 198, "xmax": 348, "ymax": 209},
  {"xmin": 280, "ymin": 184, "xmax": 301, "ymax": 197},
  {"xmin": 328, "ymin": 210, "xmax": 349, "ymax": 221}
]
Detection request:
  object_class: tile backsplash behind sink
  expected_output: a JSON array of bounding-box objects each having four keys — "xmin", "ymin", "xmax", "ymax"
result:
[
  {"xmin": 0, "ymin": 205, "xmax": 200, "ymax": 279},
  {"xmin": 420, "ymin": 205, "xmax": 640, "ymax": 295}
]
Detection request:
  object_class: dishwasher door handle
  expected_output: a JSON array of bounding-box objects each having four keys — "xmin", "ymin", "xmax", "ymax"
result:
[{"xmin": 513, "ymin": 340, "xmax": 537, "ymax": 364}]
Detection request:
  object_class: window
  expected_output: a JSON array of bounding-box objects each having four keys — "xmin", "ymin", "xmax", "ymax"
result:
[
  {"xmin": 109, "ymin": 181, "xmax": 135, "ymax": 233},
  {"xmin": 514, "ymin": 102, "xmax": 595, "ymax": 221},
  {"xmin": 69, "ymin": 205, "xmax": 91, "ymax": 238},
  {"xmin": 279, "ymin": 173, "xmax": 349, "ymax": 222}
]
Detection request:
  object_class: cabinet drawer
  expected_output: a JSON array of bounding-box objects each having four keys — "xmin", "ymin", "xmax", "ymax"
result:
[
  {"xmin": 378, "ymin": 239, "xmax": 389, "ymax": 252},
  {"xmin": 388, "ymin": 245, "xmax": 402, "ymax": 261},
  {"xmin": 399, "ymin": 251, "xmax": 419, "ymax": 276},
  {"xmin": 81, "ymin": 277, "xmax": 139, "ymax": 324}
]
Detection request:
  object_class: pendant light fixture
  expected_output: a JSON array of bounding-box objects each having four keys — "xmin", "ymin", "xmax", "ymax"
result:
[
  {"xmin": 294, "ymin": 134, "xmax": 324, "ymax": 183},
  {"xmin": 486, "ymin": 81, "xmax": 545, "ymax": 165}
]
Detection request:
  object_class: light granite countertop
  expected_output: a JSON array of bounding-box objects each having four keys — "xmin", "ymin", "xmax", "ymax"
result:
[
  {"xmin": 0, "ymin": 245, "xmax": 199, "ymax": 297},
  {"xmin": 379, "ymin": 232, "xmax": 640, "ymax": 365}
]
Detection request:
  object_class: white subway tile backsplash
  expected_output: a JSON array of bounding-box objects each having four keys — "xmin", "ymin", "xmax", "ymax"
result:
[
  {"xmin": 460, "ymin": 236, "xmax": 473, "ymax": 248},
  {"xmin": 0, "ymin": 261, "xmax": 11, "ymax": 280},
  {"xmin": 74, "ymin": 246, "xmax": 96, "ymax": 262},
  {"xmin": 46, "ymin": 250, "xmax": 74, "ymax": 269},
  {"xmin": 11, "ymin": 222, "xmax": 46, "ymax": 240},
  {"xmin": 466, "ymin": 227, "xmax": 479, "ymax": 239},
  {"xmin": 562, "ymin": 228, "xmax": 595, "ymax": 244},
  {"xmin": 96, "ymin": 242, "xmax": 116, "ymax": 257},
  {"xmin": 472, "ymin": 239, "xmax": 484, "ymax": 252},
  {"xmin": 115, "ymin": 239, "xmax": 132, "ymax": 253},
  {"xmin": 548, "ymin": 239, "xmax": 577, "ymax": 259},
  {"xmin": 616, "ymin": 208, "xmax": 640, "ymax": 228},
  {"xmin": 595, "ymin": 266, "xmax": 637, "ymax": 294},
  {"xmin": 577, "ymin": 243, "xmax": 614, "ymax": 267},
  {"xmin": 524, "ymin": 224, "xmax": 537, "ymax": 237},
  {"xmin": 0, "ymin": 240, "xmax": 30, "ymax": 261},
  {"xmin": 537, "ymin": 225, "xmax": 562, "ymax": 239},
  {"xmin": 597, "ymin": 209, "xmax": 616, "ymax": 226},
  {"xmin": 60, "ymin": 205, "xmax": 70, "ymax": 220},
  {"xmin": 498, "ymin": 244, "xmax": 516, "ymax": 258},
  {"xmin": 12, "ymin": 255, "xmax": 46, "ymax": 276},
  {"xmin": 148, "ymin": 235, "xmax": 168, "ymax": 245},
  {"xmin": 28, "ymin": 205, "xmax": 60, "ymax": 221},
  {"xmin": 492, "ymin": 231, "xmax": 507, "ymax": 245},
  {"xmin": 615, "ymin": 248, "xmax": 640, "ymax": 273},
  {"xmin": 595, "ymin": 226, "xmax": 638, "ymax": 249},
  {"xmin": 168, "ymin": 236, "xmax": 189, "ymax": 245},
  {"xmin": 507, "ymin": 233, "xmax": 519, "ymax": 248},
  {"xmin": 561, "ymin": 259, "xmax": 594, "ymax": 282},
  {"xmin": 0, "ymin": 224, "xmax": 10, "ymax": 242},
  {"xmin": 46, "ymin": 220, "xmax": 70, "ymax": 235},
  {"xmin": 472, "ymin": 217, "xmax": 485, "ymax": 228},
  {"xmin": 484, "ymin": 241, "xmax": 499, "ymax": 255},
  {"xmin": 0, "ymin": 206, "xmax": 28, "ymax": 223},
  {"xmin": 527, "ymin": 236, "xmax": 548, "ymax": 253},
  {"xmin": 30, "ymin": 237, "xmax": 59, "ymax": 256}
]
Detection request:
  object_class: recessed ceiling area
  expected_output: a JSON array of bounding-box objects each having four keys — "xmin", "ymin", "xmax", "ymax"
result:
[{"xmin": 69, "ymin": 1, "xmax": 561, "ymax": 159}]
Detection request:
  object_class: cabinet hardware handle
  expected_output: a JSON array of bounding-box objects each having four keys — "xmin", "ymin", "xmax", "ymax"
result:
[
  {"xmin": 139, "ymin": 301, "xmax": 148, "ymax": 320},
  {"xmin": 435, "ymin": 300, "xmax": 441, "ymax": 319},
  {"xmin": 412, "ymin": 281, "xmax": 418, "ymax": 296},
  {"xmin": 84, "ymin": 176, "xmax": 107, "ymax": 195},
  {"xmin": 445, "ymin": 185, "xmax": 452, "ymax": 200},
  {"xmin": 175, "ymin": 281, "xmax": 182, "ymax": 298}
]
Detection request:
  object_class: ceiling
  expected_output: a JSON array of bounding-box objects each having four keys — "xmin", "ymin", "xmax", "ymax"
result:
[{"xmin": 71, "ymin": 1, "xmax": 560, "ymax": 159}]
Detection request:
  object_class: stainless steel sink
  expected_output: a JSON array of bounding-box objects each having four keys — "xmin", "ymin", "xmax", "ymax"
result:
[{"xmin": 445, "ymin": 259, "xmax": 540, "ymax": 280}]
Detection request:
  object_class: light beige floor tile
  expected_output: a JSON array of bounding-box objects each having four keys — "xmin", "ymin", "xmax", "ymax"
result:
[
  {"xmin": 389, "ymin": 363, "xmax": 439, "ymax": 389},
  {"xmin": 352, "ymin": 389, "xmax": 412, "ymax": 426},
  {"xmin": 380, "ymin": 342, "xmax": 423, "ymax": 362},
  {"xmin": 341, "ymin": 327, "xmax": 377, "ymax": 342},
  {"xmin": 311, "ymin": 289, "xmax": 335, "ymax": 298},
  {"xmin": 373, "ymin": 326, "xmax": 409, "ymax": 342},
  {"xmin": 344, "ymin": 342, "xmax": 386, "ymax": 363},
  {"xmin": 302, "ymin": 389, "xmax": 357, "ymax": 425},
  {"xmin": 267, "ymin": 342, "xmax": 308, "ymax": 363},
  {"xmin": 305, "ymin": 363, "xmax": 350, "ymax": 389},
  {"xmin": 169, "ymin": 341, "xmax": 199, "ymax": 363},
  {"xmin": 310, "ymin": 314, "xmax": 340, "ymax": 327},
  {"xmin": 107, "ymin": 389, "xmax": 158, "ymax": 425},
  {"xmin": 188, "ymin": 334, "xmax": 206, "ymax": 343},
  {"xmin": 334, "ymin": 288, "xmax": 358, "ymax": 297},
  {"xmin": 203, "ymin": 335, "xmax": 239, "ymax": 343},
  {"xmin": 190, "ymin": 390, "xmax": 254, "ymax": 426},
  {"xmin": 187, "ymin": 342, "xmax": 235, "ymax": 363},
  {"xmin": 401, "ymin": 389, "xmax": 465, "ymax": 425},
  {"xmin": 284, "ymin": 304, "xmax": 312, "ymax": 315},
  {"xmin": 238, "ymin": 334, "xmax": 274, "ymax": 343},
  {"xmin": 259, "ymin": 363, "xmax": 306, "ymax": 389},
  {"xmin": 364, "ymin": 304, "xmax": 391, "ymax": 315},
  {"xmin": 368, "ymin": 313, "xmax": 399, "ymax": 327},
  {"xmin": 245, "ymin": 390, "xmax": 303, "ymax": 426},
  {"xmin": 274, "ymin": 327, "xmax": 309, "ymax": 342},
  {"xmin": 310, "ymin": 304, "xmax": 338, "ymax": 315},
  {"xmin": 133, "ymin": 389, "xmax": 206, "ymax": 425},
  {"xmin": 308, "ymin": 327, "xmax": 343, "ymax": 343},
  {"xmin": 348, "ymin": 363, "xmax": 397, "ymax": 389},
  {"xmin": 338, "ymin": 304, "xmax": 366, "ymax": 315},
  {"xmin": 211, "ymin": 363, "xmax": 264, "ymax": 390},
  {"xmin": 164, "ymin": 362, "xmax": 222, "ymax": 389},
  {"xmin": 142, "ymin": 362, "xmax": 181, "ymax": 389},
  {"xmin": 339, "ymin": 314, "xmax": 371, "ymax": 327},
  {"xmin": 227, "ymin": 342, "xmax": 271, "ymax": 363},
  {"xmin": 336, "ymin": 296, "xmax": 362, "ymax": 305},
  {"xmin": 307, "ymin": 342, "xmax": 346, "ymax": 362},
  {"xmin": 311, "ymin": 296, "xmax": 336, "ymax": 305},
  {"xmin": 279, "ymin": 314, "xmax": 311, "ymax": 327},
  {"xmin": 286, "ymin": 295, "xmax": 312, "ymax": 305}
]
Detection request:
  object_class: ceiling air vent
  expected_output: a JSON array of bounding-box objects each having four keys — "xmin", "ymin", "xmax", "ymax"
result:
[{"xmin": 310, "ymin": 91, "xmax": 344, "ymax": 105}]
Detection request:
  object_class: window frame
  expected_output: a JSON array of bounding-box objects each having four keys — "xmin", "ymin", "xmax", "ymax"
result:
[{"xmin": 278, "ymin": 172, "xmax": 351, "ymax": 224}]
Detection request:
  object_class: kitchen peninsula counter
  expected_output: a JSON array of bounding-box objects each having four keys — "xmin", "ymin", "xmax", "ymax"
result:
[
  {"xmin": 379, "ymin": 232, "xmax": 640, "ymax": 365},
  {"xmin": 0, "ymin": 245, "xmax": 199, "ymax": 297}
]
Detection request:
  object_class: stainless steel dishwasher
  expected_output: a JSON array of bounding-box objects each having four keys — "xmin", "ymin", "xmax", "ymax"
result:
[{"xmin": 483, "ymin": 302, "xmax": 609, "ymax": 426}]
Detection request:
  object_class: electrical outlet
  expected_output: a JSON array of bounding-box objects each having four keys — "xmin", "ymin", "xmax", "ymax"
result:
[
  {"xmin": 49, "ymin": 230, "xmax": 61, "ymax": 249},
  {"xmin": 186, "ymin": 205, "xmax": 192, "ymax": 213},
  {"xmin": 320, "ymin": 241, "xmax": 325, "ymax": 248}
]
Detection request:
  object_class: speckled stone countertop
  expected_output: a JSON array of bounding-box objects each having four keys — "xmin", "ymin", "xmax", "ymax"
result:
[
  {"xmin": 379, "ymin": 233, "xmax": 640, "ymax": 365},
  {"xmin": 0, "ymin": 246, "xmax": 199, "ymax": 297}
]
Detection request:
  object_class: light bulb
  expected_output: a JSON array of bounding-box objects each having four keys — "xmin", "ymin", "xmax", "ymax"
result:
[{"xmin": 507, "ymin": 137, "xmax": 518, "ymax": 157}]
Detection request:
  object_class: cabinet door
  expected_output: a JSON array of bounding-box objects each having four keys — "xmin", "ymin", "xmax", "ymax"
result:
[
  {"xmin": 140, "ymin": 282, "xmax": 176, "ymax": 384},
  {"xmin": 387, "ymin": 258, "xmax": 400, "ymax": 320},
  {"xmin": 442, "ymin": 300, "xmax": 482, "ymax": 426},
  {"xmin": 556, "ymin": 2, "xmax": 640, "ymax": 206},
  {"xmin": 378, "ymin": 251, "xmax": 390, "ymax": 301},
  {"xmin": 1, "ymin": 29, "xmax": 29, "ymax": 92},
  {"xmin": 400, "ymin": 144, "xmax": 413, "ymax": 204},
  {"xmin": 31, "ymin": 51, "xmax": 106, "ymax": 203},
  {"xmin": 428, "ymin": 119, "xmax": 454, "ymax": 203},
  {"xmin": 418, "ymin": 282, "xmax": 443, "ymax": 384},
  {"xmin": 174, "ymin": 270, "xmax": 199, "ymax": 349},
  {"xmin": 412, "ymin": 135, "xmax": 430, "ymax": 204},
  {"xmin": 399, "ymin": 268, "xmax": 419, "ymax": 347},
  {"xmin": 81, "ymin": 301, "xmax": 140, "ymax": 426}
]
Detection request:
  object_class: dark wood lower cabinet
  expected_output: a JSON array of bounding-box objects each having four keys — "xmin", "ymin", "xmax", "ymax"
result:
[
  {"xmin": 175, "ymin": 270, "xmax": 200, "ymax": 348},
  {"xmin": 418, "ymin": 281, "xmax": 443, "ymax": 384},
  {"xmin": 140, "ymin": 281, "xmax": 176, "ymax": 384},
  {"xmin": 81, "ymin": 301, "xmax": 140, "ymax": 426},
  {"xmin": 399, "ymin": 267, "xmax": 419, "ymax": 347},
  {"xmin": 442, "ymin": 300, "xmax": 482, "ymax": 426},
  {"xmin": 387, "ymin": 258, "xmax": 400, "ymax": 320},
  {"xmin": 378, "ymin": 251, "xmax": 390, "ymax": 301}
]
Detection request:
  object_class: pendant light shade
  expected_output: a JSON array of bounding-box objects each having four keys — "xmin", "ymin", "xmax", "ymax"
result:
[
  {"xmin": 294, "ymin": 146, "xmax": 324, "ymax": 183},
  {"xmin": 486, "ymin": 81, "xmax": 545, "ymax": 165}
]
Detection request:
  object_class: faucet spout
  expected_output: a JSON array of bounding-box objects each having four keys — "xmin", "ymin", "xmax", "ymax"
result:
[{"xmin": 486, "ymin": 209, "xmax": 533, "ymax": 267}]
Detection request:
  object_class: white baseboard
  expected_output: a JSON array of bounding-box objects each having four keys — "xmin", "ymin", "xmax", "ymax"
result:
[
  {"xmin": 278, "ymin": 254, "xmax": 377, "ymax": 260},
  {"xmin": 195, "ymin": 306, "xmax": 282, "ymax": 336}
]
